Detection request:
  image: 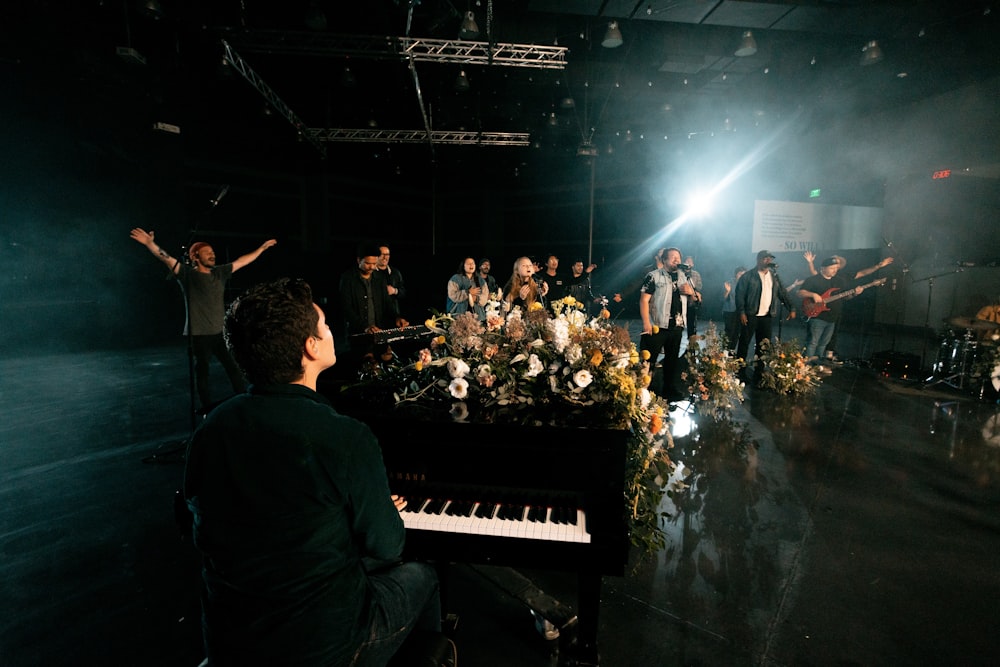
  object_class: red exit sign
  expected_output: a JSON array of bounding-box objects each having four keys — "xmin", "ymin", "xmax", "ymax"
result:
[{"xmin": 932, "ymin": 169, "xmax": 952, "ymax": 179}]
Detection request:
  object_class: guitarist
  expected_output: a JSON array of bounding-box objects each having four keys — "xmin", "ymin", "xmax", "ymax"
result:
[
  {"xmin": 804, "ymin": 251, "xmax": 894, "ymax": 364},
  {"xmin": 798, "ymin": 257, "xmax": 865, "ymax": 372}
]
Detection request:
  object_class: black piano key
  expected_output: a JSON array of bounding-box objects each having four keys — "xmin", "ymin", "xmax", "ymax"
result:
[
  {"xmin": 446, "ymin": 500, "xmax": 474, "ymax": 517},
  {"xmin": 404, "ymin": 498, "xmax": 428, "ymax": 514},
  {"xmin": 423, "ymin": 499, "xmax": 447, "ymax": 515},
  {"xmin": 475, "ymin": 502, "xmax": 497, "ymax": 519},
  {"xmin": 503, "ymin": 504, "xmax": 526, "ymax": 521}
]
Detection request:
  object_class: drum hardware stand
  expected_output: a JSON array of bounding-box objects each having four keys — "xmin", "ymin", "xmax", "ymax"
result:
[
  {"xmin": 912, "ymin": 267, "xmax": 964, "ymax": 379},
  {"xmin": 924, "ymin": 328, "xmax": 977, "ymax": 390}
]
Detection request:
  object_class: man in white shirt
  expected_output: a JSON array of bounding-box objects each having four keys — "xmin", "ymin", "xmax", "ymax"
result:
[{"xmin": 734, "ymin": 250, "xmax": 798, "ymax": 384}]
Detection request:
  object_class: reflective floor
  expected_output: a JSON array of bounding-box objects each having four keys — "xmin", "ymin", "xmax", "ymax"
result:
[{"xmin": 3, "ymin": 322, "xmax": 1000, "ymax": 666}]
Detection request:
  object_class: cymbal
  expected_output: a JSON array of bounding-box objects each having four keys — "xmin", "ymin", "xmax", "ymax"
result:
[{"xmin": 945, "ymin": 316, "xmax": 1000, "ymax": 331}]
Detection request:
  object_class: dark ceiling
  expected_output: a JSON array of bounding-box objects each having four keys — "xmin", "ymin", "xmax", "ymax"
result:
[{"xmin": 4, "ymin": 1, "xmax": 998, "ymax": 166}]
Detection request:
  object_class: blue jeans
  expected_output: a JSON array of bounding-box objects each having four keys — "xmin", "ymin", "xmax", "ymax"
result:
[
  {"xmin": 351, "ymin": 562, "xmax": 441, "ymax": 666},
  {"xmin": 805, "ymin": 318, "xmax": 836, "ymax": 360}
]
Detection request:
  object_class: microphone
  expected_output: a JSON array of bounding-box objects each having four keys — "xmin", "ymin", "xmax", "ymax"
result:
[
  {"xmin": 677, "ymin": 263, "xmax": 691, "ymax": 271},
  {"xmin": 883, "ymin": 236, "xmax": 894, "ymax": 248},
  {"xmin": 210, "ymin": 185, "xmax": 230, "ymax": 207},
  {"xmin": 768, "ymin": 263, "xmax": 780, "ymax": 269}
]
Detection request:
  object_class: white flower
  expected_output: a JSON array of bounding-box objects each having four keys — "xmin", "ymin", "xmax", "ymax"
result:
[
  {"xmin": 448, "ymin": 377, "xmax": 469, "ymax": 399},
  {"xmin": 565, "ymin": 344, "xmax": 583, "ymax": 364},
  {"xmin": 573, "ymin": 369, "xmax": 594, "ymax": 388},
  {"xmin": 447, "ymin": 358, "xmax": 470, "ymax": 379},
  {"xmin": 525, "ymin": 354, "xmax": 544, "ymax": 378},
  {"xmin": 449, "ymin": 401, "xmax": 469, "ymax": 421},
  {"xmin": 566, "ymin": 309, "xmax": 587, "ymax": 328},
  {"xmin": 639, "ymin": 387, "xmax": 651, "ymax": 408},
  {"xmin": 545, "ymin": 317, "xmax": 570, "ymax": 353}
]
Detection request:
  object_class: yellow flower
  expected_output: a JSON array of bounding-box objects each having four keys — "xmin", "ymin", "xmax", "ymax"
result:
[
  {"xmin": 529, "ymin": 302, "xmax": 544, "ymax": 312},
  {"xmin": 629, "ymin": 350, "xmax": 639, "ymax": 364},
  {"xmin": 600, "ymin": 309, "xmax": 611, "ymax": 319},
  {"xmin": 425, "ymin": 318, "xmax": 436, "ymax": 329},
  {"xmin": 564, "ymin": 296, "xmax": 577, "ymax": 306},
  {"xmin": 590, "ymin": 349, "xmax": 604, "ymax": 367},
  {"xmin": 641, "ymin": 350, "xmax": 651, "ymax": 361},
  {"xmin": 414, "ymin": 361, "xmax": 423, "ymax": 371},
  {"xmin": 640, "ymin": 374, "xmax": 651, "ymax": 387},
  {"xmin": 435, "ymin": 335, "xmax": 446, "ymax": 345},
  {"xmin": 652, "ymin": 325, "xmax": 660, "ymax": 334}
]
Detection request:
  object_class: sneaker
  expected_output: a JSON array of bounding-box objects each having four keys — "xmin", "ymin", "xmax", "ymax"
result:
[
  {"xmin": 816, "ymin": 365, "xmax": 833, "ymax": 375},
  {"xmin": 825, "ymin": 353, "xmax": 844, "ymax": 366}
]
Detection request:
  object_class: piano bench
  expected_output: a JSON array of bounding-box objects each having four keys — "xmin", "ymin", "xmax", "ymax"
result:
[{"xmin": 388, "ymin": 630, "xmax": 456, "ymax": 667}]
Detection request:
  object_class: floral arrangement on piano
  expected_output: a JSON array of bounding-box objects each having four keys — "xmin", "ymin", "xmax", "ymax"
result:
[
  {"xmin": 682, "ymin": 322, "xmax": 746, "ymax": 420},
  {"xmin": 353, "ymin": 295, "xmax": 686, "ymax": 559},
  {"xmin": 756, "ymin": 337, "xmax": 822, "ymax": 395}
]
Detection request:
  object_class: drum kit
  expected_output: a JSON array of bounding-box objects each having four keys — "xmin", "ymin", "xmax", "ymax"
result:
[{"xmin": 926, "ymin": 315, "xmax": 1000, "ymax": 395}]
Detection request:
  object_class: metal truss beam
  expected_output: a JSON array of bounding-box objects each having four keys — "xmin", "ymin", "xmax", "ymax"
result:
[
  {"xmin": 229, "ymin": 31, "xmax": 568, "ymax": 69},
  {"xmin": 220, "ymin": 40, "xmax": 326, "ymax": 158},
  {"xmin": 306, "ymin": 128, "xmax": 531, "ymax": 146}
]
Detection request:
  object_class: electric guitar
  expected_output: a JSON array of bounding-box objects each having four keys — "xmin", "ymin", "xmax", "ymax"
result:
[{"xmin": 802, "ymin": 277, "xmax": 887, "ymax": 319}]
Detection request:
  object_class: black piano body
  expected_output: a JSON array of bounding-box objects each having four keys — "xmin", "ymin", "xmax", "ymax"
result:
[{"xmin": 351, "ymin": 411, "xmax": 630, "ymax": 665}]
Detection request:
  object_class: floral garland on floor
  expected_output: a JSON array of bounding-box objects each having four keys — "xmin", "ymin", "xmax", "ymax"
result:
[
  {"xmin": 683, "ymin": 321, "xmax": 746, "ymax": 421},
  {"xmin": 344, "ymin": 295, "xmax": 686, "ymax": 560},
  {"xmin": 756, "ymin": 337, "xmax": 822, "ymax": 394}
]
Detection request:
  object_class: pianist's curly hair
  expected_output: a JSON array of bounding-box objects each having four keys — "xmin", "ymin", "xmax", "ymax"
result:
[{"xmin": 224, "ymin": 278, "xmax": 320, "ymax": 385}]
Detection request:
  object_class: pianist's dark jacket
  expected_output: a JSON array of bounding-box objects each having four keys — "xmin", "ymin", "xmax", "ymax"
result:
[{"xmin": 184, "ymin": 383, "xmax": 405, "ymax": 666}]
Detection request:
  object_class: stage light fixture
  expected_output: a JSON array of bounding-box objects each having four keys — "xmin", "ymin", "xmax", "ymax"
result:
[
  {"xmin": 459, "ymin": 11, "xmax": 480, "ymax": 40},
  {"xmin": 860, "ymin": 40, "xmax": 884, "ymax": 66},
  {"xmin": 601, "ymin": 22, "xmax": 623, "ymax": 48},
  {"xmin": 734, "ymin": 30, "xmax": 757, "ymax": 57}
]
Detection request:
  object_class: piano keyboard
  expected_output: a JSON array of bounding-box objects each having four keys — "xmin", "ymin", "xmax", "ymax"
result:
[{"xmin": 401, "ymin": 497, "xmax": 591, "ymax": 544}]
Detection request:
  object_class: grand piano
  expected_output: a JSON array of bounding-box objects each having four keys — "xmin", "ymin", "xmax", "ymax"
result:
[{"xmin": 334, "ymin": 403, "xmax": 631, "ymax": 666}]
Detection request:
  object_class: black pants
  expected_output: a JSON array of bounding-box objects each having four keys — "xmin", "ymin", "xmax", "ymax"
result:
[
  {"xmin": 686, "ymin": 301, "xmax": 700, "ymax": 337},
  {"xmin": 641, "ymin": 326, "xmax": 685, "ymax": 400},
  {"xmin": 736, "ymin": 313, "xmax": 774, "ymax": 378},
  {"xmin": 723, "ymin": 311, "xmax": 740, "ymax": 351},
  {"xmin": 192, "ymin": 334, "xmax": 245, "ymax": 410}
]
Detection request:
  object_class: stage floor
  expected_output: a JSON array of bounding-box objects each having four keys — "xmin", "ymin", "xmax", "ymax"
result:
[{"xmin": 3, "ymin": 330, "xmax": 1000, "ymax": 666}]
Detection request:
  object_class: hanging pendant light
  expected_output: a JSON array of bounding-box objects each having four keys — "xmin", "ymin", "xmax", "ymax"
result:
[
  {"xmin": 734, "ymin": 30, "xmax": 757, "ymax": 57},
  {"xmin": 860, "ymin": 40, "xmax": 884, "ymax": 66},
  {"xmin": 601, "ymin": 21, "xmax": 623, "ymax": 48},
  {"xmin": 459, "ymin": 11, "xmax": 480, "ymax": 40}
]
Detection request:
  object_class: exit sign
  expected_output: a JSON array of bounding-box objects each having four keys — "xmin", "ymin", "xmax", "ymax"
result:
[
  {"xmin": 809, "ymin": 188, "xmax": 821, "ymax": 198},
  {"xmin": 932, "ymin": 169, "xmax": 952, "ymax": 179}
]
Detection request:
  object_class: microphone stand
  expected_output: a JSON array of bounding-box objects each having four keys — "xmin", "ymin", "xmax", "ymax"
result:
[
  {"xmin": 143, "ymin": 251, "xmax": 195, "ymax": 465},
  {"xmin": 912, "ymin": 267, "xmax": 964, "ymax": 384}
]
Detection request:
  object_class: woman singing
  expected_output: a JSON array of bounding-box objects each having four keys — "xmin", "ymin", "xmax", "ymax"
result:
[
  {"xmin": 502, "ymin": 256, "xmax": 548, "ymax": 312},
  {"xmin": 446, "ymin": 257, "xmax": 487, "ymax": 320}
]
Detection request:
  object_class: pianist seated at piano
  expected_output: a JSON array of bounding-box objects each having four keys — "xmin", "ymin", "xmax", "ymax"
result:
[{"xmin": 184, "ymin": 278, "xmax": 440, "ymax": 667}]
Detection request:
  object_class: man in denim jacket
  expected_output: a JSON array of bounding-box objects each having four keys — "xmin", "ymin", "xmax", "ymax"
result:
[{"xmin": 639, "ymin": 247, "xmax": 696, "ymax": 401}]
